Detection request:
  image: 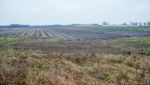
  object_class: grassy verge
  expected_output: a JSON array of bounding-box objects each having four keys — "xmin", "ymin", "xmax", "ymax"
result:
[{"xmin": 0, "ymin": 35, "xmax": 24, "ymax": 44}]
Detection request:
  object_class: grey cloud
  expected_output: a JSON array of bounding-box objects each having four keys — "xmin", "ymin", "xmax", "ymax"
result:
[{"xmin": 0, "ymin": 0, "xmax": 150, "ymax": 25}]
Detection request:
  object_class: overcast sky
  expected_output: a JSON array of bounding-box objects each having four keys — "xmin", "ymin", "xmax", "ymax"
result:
[{"xmin": 0, "ymin": 0, "xmax": 150, "ymax": 25}]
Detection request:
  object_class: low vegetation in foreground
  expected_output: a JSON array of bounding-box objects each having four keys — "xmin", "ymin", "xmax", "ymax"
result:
[{"xmin": 0, "ymin": 50, "xmax": 150, "ymax": 85}]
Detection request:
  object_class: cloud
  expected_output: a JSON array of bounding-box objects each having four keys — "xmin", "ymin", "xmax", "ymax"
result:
[{"xmin": 0, "ymin": 0, "xmax": 150, "ymax": 25}]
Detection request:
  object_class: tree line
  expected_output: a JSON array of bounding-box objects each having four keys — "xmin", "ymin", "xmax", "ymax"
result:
[{"xmin": 102, "ymin": 21, "xmax": 150, "ymax": 26}]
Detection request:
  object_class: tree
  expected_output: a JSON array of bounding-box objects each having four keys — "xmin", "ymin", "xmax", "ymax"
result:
[
  {"xmin": 144, "ymin": 22, "xmax": 147, "ymax": 26},
  {"xmin": 139, "ymin": 22, "xmax": 142, "ymax": 26},
  {"xmin": 123, "ymin": 22, "xmax": 127, "ymax": 26},
  {"xmin": 102, "ymin": 21, "xmax": 109, "ymax": 26},
  {"xmin": 147, "ymin": 21, "xmax": 150, "ymax": 26}
]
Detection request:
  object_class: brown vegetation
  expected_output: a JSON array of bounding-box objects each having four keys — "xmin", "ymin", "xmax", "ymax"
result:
[{"xmin": 0, "ymin": 50, "xmax": 150, "ymax": 85}]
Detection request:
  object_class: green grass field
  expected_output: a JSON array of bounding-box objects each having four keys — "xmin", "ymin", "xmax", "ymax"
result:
[
  {"xmin": 96, "ymin": 26, "xmax": 150, "ymax": 31},
  {"xmin": 0, "ymin": 36, "xmax": 23, "ymax": 44}
]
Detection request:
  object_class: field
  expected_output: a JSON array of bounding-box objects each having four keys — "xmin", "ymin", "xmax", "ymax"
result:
[
  {"xmin": 0, "ymin": 26, "xmax": 150, "ymax": 40},
  {"xmin": 0, "ymin": 26, "xmax": 150, "ymax": 85}
]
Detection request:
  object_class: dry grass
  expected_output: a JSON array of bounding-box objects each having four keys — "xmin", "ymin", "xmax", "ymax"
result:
[{"xmin": 0, "ymin": 50, "xmax": 150, "ymax": 85}]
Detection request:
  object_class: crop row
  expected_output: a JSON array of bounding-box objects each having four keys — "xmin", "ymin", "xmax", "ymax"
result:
[{"xmin": 0, "ymin": 28, "xmax": 150, "ymax": 40}]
